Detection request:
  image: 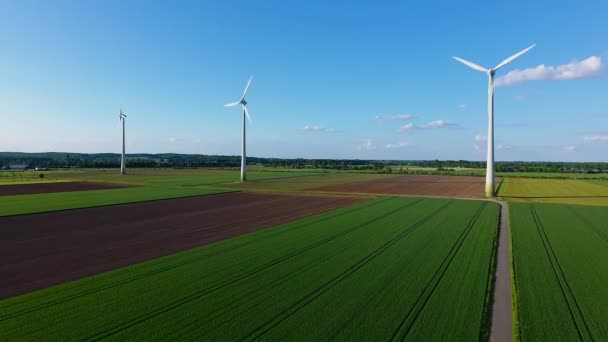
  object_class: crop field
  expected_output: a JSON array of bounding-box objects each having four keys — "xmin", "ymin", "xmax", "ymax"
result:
[
  {"xmin": 223, "ymin": 172, "xmax": 396, "ymax": 192},
  {"xmin": 308, "ymin": 175, "xmax": 499, "ymax": 198},
  {"xmin": 510, "ymin": 203, "xmax": 608, "ymax": 340},
  {"xmin": 0, "ymin": 197, "xmax": 499, "ymax": 341},
  {"xmin": 0, "ymin": 192, "xmax": 359, "ymax": 299},
  {"xmin": 0, "ymin": 169, "xmax": 328, "ymax": 216},
  {"xmin": 499, "ymin": 177, "xmax": 608, "ymax": 206}
]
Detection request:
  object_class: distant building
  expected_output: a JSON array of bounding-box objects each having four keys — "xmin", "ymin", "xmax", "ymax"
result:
[
  {"xmin": 591, "ymin": 168, "xmax": 602, "ymax": 173},
  {"xmin": 8, "ymin": 164, "xmax": 30, "ymax": 171},
  {"xmin": 35, "ymin": 167, "xmax": 48, "ymax": 171}
]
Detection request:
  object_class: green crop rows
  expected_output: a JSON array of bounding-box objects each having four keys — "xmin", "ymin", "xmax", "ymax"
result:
[
  {"xmin": 510, "ymin": 203, "xmax": 608, "ymax": 341},
  {"xmin": 0, "ymin": 197, "xmax": 499, "ymax": 341}
]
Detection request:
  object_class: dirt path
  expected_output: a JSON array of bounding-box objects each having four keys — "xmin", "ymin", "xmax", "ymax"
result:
[{"xmin": 490, "ymin": 200, "xmax": 513, "ymax": 342}]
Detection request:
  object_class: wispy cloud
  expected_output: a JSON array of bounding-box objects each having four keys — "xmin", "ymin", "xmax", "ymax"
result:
[
  {"xmin": 385, "ymin": 141, "xmax": 410, "ymax": 149},
  {"xmin": 375, "ymin": 114, "xmax": 414, "ymax": 122},
  {"xmin": 474, "ymin": 134, "xmax": 487, "ymax": 142},
  {"xmin": 398, "ymin": 123, "xmax": 416, "ymax": 132},
  {"xmin": 458, "ymin": 104, "xmax": 467, "ymax": 111},
  {"xmin": 495, "ymin": 56, "xmax": 602, "ymax": 87},
  {"xmin": 398, "ymin": 120, "xmax": 459, "ymax": 133},
  {"xmin": 562, "ymin": 145, "xmax": 576, "ymax": 152},
  {"xmin": 515, "ymin": 95, "xmax": 526, "ymax": 101},
  {"xmin": 356, "ymin": 139, "xmax": 376, "ymax": 151},
  {"xmin": 583, "ymin": 135, "xmax": 608, "ymax": 141},
  {"xmin": 168, "ymin": 137, "xmax": 177, "ymax": 143},
  {"xmin": 420, "ymin": 120, "xmax": 458, "ymax": 129},
  {"xmin": 473, "ymin": 144, "xmax": 483, "ymax": 152},
  {"xmin": 303, "ymin": 125, "xmax": 335, "ymax": 133}
]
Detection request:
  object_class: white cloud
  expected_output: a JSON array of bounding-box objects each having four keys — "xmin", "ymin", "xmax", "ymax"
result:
[
  {"xmin": 420, "ymin": 120, "xmax": 457, "ymax": 129},
  {"xmin": 398, "ymin": 120, "xmax": 458, "ymax": 133},
  {"xmin": 562, "ymin": 145, "xmax": 576, "ymax": 152},
  {"xmin": 398, "ymin": 123, "xmax": 415, "ymax": 132},
  {"xmin": 375, "ymin": 114, "xmax": 414, "ymax": 122},
  {"xmin": 303, "ymin": 125, "xmax": 335, "ymax": 133},
  {"xmin": 495, "ymin": 56, "xmax": 602, "ymax": 87},
  {"xmin": 168, "ymin": 137, "xmax": 177, "ymax": 143},
  {"xmin": 356, "ymin": 139, "xmax": 376, "ymax": 151},
  {"xmin": 458, "ymin": 104, "xmax": 467, "ymax": 111},
  {"xmin": 515, "ymin": 95, "xmax": 526, "ymax": 101},
  {"xmin": 473, "ymin": 144, "xmax": 483, "ymax": 152},
  {"xmin": 474, "ymin": 134, "xmax": 487, "ymax": 142},
  {"xmin": 385, "ymin": 141, "xmax": 410, "ymax": 149},
  {"xmin": 583, "ymin": 135, "xmax": 608, "ymax": 141}
]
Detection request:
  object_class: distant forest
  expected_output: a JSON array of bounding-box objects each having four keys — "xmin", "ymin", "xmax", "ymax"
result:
[{"xmin": 0, "ymin": 152, "xmax": 606, "ymax": 173}]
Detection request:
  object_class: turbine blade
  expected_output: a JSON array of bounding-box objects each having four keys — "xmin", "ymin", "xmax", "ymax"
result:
[
  {"xmin": 241, "ymin": 75, "xmax": 253, "ymax": 100},
  {"xmin": 493, "ymin": 44, "xmax": 536, "ymax": 71},
  {"xmin": 452, "ymin": 56, "xmax": 488, "ymax": 72},
  {"xmin": 242, "ymin": 104, "xmax": 252, "ymax": 124},
  {"xmin": 224, "ymin": 101, "xmax": 241, "ymax": 107}
]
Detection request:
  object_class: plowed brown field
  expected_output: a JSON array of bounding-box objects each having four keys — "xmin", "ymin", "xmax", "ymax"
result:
[
  {"xmin": 310, "ymin": 175, "xmax": 501, "ymax": 197},
  {"xmin": 0, "ymin": 181, "xmax": 134, "ymax": 196},
  {"xmin": 0, "ymin": 192, "xmax": 362, "ymax": 299}
]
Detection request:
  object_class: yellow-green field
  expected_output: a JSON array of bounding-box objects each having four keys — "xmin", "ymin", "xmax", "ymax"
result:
[{"xmin": 498, "ymin": 177, "xmax": 608, "ymax": 206}]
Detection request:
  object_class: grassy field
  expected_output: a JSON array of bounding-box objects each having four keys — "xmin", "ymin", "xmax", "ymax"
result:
[
  {"xmin": 510, "ymin": 203, "xmax": 608, "ymax": 341},
  {"xmin": 498, "ymin": 177, "xmax": 608, "ymax": 206},
  {"xmin": 0, "ymin": 169, "xmax": 329, "ymax": 216},
  {"xmin": 0, "ymin": 197, "xmax": 499, "ymax": 341}
]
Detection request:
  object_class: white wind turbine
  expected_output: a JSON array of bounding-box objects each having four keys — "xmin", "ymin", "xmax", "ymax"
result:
[
  {"xmin": 119, "ymin": 107, "xmax": 127, "ymax": 175},
  {"xmin": 453, "ymin": 44, "xmax": 535, "ymax": 197},
  {"xmin": 224, "ymin": 76, "xmax": 253, "ymax": 182}
]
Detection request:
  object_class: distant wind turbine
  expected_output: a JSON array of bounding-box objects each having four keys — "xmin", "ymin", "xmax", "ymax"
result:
[
  {"xmin": 224, "ymin": 76, "xmax": 253, "ymax": 182},
  {"xmin": 453, "ymin": 44, "xmax": 535, "ymax": 197},
  {"xmin": 119, "ymin": 107, "xmax": 127, "ymax": 175}
]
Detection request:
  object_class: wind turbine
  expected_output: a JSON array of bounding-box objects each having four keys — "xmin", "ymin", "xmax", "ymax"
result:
[
  {"xmin": 453, "ymin": 44, "xmax": 535, "ymax": 197},
  {"xmin": 224, "ymin": 76, "xmax": 253, "ymax": 182},
  {"xmin": 119, "ymin": 107, "xmax": 127, "ymax": 175}
]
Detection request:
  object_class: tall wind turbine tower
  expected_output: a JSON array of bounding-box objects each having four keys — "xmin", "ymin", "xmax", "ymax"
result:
[
  {"xmin": 224, "ymin": 76, "xmax": 253, "ymax": 182},
  {"xmin": 119, "ymin": 108, "xmax": 127, "ymax": 175},
  {"xmin": 453, "ymin": 44, "xmax": 535, "ymax": 197}
]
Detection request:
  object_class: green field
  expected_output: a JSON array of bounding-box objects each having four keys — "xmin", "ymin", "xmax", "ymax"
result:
[
  {"xmin": 0, "ymin": 169, "xmax": 329, "ymax": 216},
  {"xmin": 510, "ymin": 203, "xmax": 608, "ymax": 341},
  {"xmin": 0, "ymin": 197, "xmax": 499, "ymax": 341},
  {"xmin": 499, "ymin": 177, "xmax": 608, "ymax": 206}
]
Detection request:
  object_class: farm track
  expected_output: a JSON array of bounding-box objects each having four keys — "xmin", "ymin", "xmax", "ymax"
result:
[
  {"xmin": 81, "ymin": 199, "xmax": 426, "ymax": 341},
  {"xmin": 529, "ymin": 204, "xmax": 594, "ymax": 341},
  {"xmin": 241, "ymin": 201, "xmax": 454, "ymax": 341},
  {"xmin": 0, "ymin": 181, "xmax": 134, "ymax": 196},
  {"xmin": 390, "ymin": 202, "xmax": 489, "ymax": 341},
  {"xmin": 0, "ymin": 192, "xmax": 363, "ymax": 300},
  {"xmin": 0, "ymin": 197, "xmax": 392, "ymax": 320}
]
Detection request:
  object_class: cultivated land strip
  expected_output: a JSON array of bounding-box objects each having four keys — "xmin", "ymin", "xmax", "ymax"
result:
[
  {"xmin": 79, "ymin": 199, "xmax": 425, "ymax": 341},
  {"xmin": 241, "ymin": 201, "xmax": 454, "ymax": 341},
  {"xmin": 390, "ymin": 202, "xmax": 488, "ymax": 341},
  {"xmin": 529, "ymin": 204, "xmax": 593, "ymax": 341},
  {"xmin": 0, "ymin": 192, "xmax": 362, "ymax": 299}
]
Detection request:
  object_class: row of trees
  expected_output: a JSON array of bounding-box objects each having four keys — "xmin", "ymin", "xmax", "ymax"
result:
[{"xmin": 1, "ymin": 152, "xmax": 606, "ymax": 173}]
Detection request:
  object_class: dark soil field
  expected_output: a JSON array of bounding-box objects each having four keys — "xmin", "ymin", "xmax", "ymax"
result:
[
  {"xmin": 310, "ymin": 175, "xmax": 502, "ymax": 198},
  {"xmin": 0, "ymin": 192, "xmax": 362, "ymax": 299},
  {"xmin": 0, "ymin": 181, "xmax": 134, "ymax": 196}
]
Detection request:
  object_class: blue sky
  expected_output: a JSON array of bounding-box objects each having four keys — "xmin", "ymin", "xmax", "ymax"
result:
[{"xmin": 1, "ymin": 0, "xmax": 607, "ymax": 161}]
